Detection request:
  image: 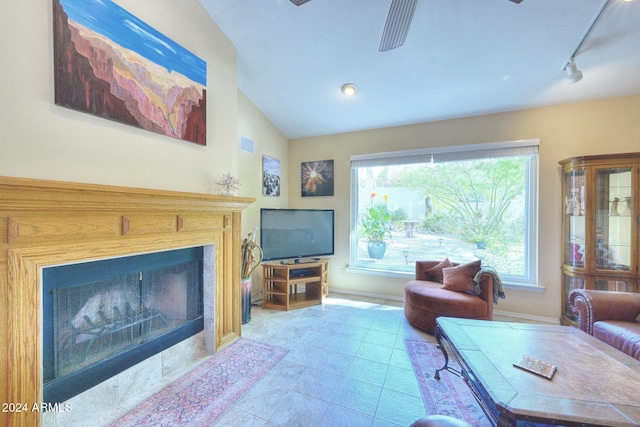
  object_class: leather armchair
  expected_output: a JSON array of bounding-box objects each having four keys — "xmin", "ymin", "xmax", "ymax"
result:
[
  {"xmin": 404, "ymin": 261, "xmax": 494, "ymax": 334},
  {"xmin": 568, "ymin": 289, "xmax": 640, "ymax": 360},
  {"xmin": 568, "ymin": 289, "xmax": 640, "ymax": 335}
]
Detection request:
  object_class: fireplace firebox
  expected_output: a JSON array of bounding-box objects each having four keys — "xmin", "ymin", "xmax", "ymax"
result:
[{"xmin": 42, "ymin": 247, "xmax": 204, "ymax": 404}]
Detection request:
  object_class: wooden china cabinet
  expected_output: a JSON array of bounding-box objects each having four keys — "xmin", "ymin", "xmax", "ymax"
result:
[{"xmin": 560, "ymin": 153, "xmax": 640, "ymax": 326}]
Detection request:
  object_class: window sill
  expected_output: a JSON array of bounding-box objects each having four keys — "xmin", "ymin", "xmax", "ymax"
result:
[
  {"xmin": 346, "ymin": 266, "xmax": 413, "ymax": 279},
  {"xmin": 502, "ymin": 282, "xmax": 545, "ymax": 293},
  {"xmin": 347, "ymin": 266, "xmax": 545, "ymax": 292}
]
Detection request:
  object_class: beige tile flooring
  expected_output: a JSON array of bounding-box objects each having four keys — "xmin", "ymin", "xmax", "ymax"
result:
[
  {"xmin": 213, "ymin": 295, "xmax": 453, "ymax": 426},
  {"xmin": 93, "ymin": 293, "xmax": 537, "ymax": 427}
]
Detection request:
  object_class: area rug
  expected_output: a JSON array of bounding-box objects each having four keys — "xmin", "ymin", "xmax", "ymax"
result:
[
  {"xmin": 405, "ymin": 338, "xmax": 492, "ymax": 426},
  {"xmin": 108, "ymin": 338, "xmax": 288, "ymax": 427}
]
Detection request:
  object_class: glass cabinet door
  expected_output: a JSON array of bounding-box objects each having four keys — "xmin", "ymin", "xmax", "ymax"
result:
[
  {"xmin": 594, "ymin": 278, "xmax": 633, "ymax": 292},
  {"xmin": 595, "ymin": 167, "xmax": 633, "ymax": 272},
  {"xmin": 564, "ymin": 169, "xmax": 586, "ymax": 269},
  {"xmin": 563, "ymin": 274, "xmax": 584, "ymax": 321}
]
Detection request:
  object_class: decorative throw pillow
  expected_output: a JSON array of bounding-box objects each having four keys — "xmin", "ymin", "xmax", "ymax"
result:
[
  {"xmin": 636, "ymin": 313, "xmax": 640, "ymax": 323},
  {"xmin": 441, "ymin": 259, "xmax": 482, "ymax": 292},
  {"xmin": 424, "ymin": 258, "xmax": 454, "ymax": 283}
]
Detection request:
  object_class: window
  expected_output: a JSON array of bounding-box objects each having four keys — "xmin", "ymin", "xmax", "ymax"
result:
[{"xmin": 350, "ymin": 140, "xmax": 539, "ymax": 286}]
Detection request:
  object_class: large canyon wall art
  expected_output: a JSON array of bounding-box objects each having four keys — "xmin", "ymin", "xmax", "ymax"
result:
[{"xmin": 53, "ymin": 0, "xmax": 207, "ymax": 145}]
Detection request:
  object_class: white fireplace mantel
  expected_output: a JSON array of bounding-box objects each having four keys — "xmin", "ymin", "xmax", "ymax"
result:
[{"xmin": 0, "ymin": 176, "xmax": 253, "ymax": 427}]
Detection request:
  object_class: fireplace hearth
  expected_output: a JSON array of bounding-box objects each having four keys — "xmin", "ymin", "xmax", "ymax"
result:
[{"xmin": 43, "ymin": 247, "xmax": 204, "ymax": 403}]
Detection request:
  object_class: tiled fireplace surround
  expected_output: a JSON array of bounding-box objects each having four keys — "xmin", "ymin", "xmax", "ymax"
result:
[{"xmin": 0, "ymin": 177, "xmax": 253, "ymax": 427}]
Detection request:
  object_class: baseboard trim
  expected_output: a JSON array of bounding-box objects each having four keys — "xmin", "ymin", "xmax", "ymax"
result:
[
  {"xmin": 329, "ymin": 288, "xmax": 404, "ymax": 303},
  {"xmin": 494, "ymin": 309, "xmax": 560, "ymax": 325},
  {"xmin": 328, "ymin": 289, "xmax": 560, "ymax": 325}
]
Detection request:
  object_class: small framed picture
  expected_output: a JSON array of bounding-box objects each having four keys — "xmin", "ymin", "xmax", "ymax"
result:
[
  {"xmin": 301, "ymin": 159, "xmax": 334, "ymax": 197},
  {"xmin": 262, "ymin": 155, "xmax": 281, "ymax": 197}
]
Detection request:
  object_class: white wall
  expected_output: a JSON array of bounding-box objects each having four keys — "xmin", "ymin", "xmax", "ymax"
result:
[
  {"xmin": 237, "ymin": 91, "xmax": 290, "ymax": 234},
  {"xmin": 289, "ymin": 95, "xmax": 640, "ymax": 321},
  {"xmin": 237, "ymin": 91, "xmax": 289, "ymax": 298},
  {"xmin": 0, "ymin": 0, "xmax": 238, "ymax": 194}
]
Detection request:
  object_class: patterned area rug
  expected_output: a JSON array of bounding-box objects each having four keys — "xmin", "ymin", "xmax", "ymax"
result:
[
  {"xmin": 405, "ymin": 338, "xmax": 492, "ymax": 426},
  {"xmin": 108, "ymin": 338, "xmax": 288, "ymax": 427}
]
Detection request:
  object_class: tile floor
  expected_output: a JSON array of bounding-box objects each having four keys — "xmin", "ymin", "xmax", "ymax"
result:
[{"xmin": 213, "ymin": 295, "xmax": 439, "ymax": 426}]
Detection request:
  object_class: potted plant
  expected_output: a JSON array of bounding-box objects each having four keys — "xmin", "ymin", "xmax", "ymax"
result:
[{"xmin": 361, "ymin": 193, "xmax": 392, "ymax": 259}]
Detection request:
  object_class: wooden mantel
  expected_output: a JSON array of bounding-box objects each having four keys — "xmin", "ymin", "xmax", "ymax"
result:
[{"xmin": 0, "ymin": 176, "xmax": 254, "ymax": 427}]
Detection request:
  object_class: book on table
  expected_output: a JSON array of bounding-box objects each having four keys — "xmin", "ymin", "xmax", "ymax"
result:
[{"xmin": 513, "ymin": 354, "xmax": 557, "ymax": 380}]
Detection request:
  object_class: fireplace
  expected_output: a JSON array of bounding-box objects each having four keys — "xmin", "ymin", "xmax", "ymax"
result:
[
  {"xmin": 0, "ymin": 176, "xmax": 253, "ymax": 427},
  {"xmin": 42, "ymin": 247, "xmax": 204, "ymax": 403}
]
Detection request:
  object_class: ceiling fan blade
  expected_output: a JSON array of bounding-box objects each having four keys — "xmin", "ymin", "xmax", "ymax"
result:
[
  {"xmin": 290, "ymin": 0, "xmax": 312, "ymax": 5},
  {"xmin": 379, "ymin": 0, "xmax": 418, "ymax": 52}
]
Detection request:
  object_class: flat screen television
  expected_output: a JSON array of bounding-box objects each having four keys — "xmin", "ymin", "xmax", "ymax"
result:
[{"xmin": 260, "ymin": 208, "xmax": 334, "ymax": 263}]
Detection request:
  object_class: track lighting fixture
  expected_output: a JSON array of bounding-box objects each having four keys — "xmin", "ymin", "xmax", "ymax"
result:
[
  {"xmin": 564, "ymin": 60, "xmax": 583, "ymax": 84},
  {"xmin": 561, "ymin": 0, "xmax": 612, "ymax": 85}
]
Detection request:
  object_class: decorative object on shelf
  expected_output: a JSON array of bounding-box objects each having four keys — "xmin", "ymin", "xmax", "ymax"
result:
[
  {"xmin": 565, "ymin": 195, "xmax": 574, "ymax": 215},
  {"xmin": 301, "ymin": 159, "xmax": 334, "ymax": 197},
  {"xmin": 262, "ymin": 155, "xmax": 281, "ymax": 197},
  {"xmin": 573, "ymin": 194, "xmax": 583, "ymax": 216},
  {"xmin": 53, "ymin": 0, "xmax": 207, "ymax": 145},
  {"xmin": 361, "ymin": 193, "xmax": 392, "ymax": 259},
  {"xmin": 217, "ymin": 172, "xmax": 241, "ymax": 196},
  {"xmin": 241, "ymin": 227, "xmax": 263, "ymax": 324},
  {"xmin": 610, "ymin": 197, "xmax": 620, "ymax": 216},
  {"xmin": 623, "ymin": 196, "xmax": 632, "ymax": 216}
]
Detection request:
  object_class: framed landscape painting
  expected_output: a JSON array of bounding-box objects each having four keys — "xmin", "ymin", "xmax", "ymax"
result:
[
  {"xmin": 263, "ymin": 155, "xmax": 281, "ymax": 197},
  {"xmin": 53, "ymin": 0, "xmax": 207, "ymax": 145},
  {"xmin": 301, "ymin": 159, "xmax": 334, "ymax": 197}
]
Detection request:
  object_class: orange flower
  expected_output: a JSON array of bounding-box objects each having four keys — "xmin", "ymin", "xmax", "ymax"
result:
[{"xmin": 370, "ymin": 192, "xmax": 377, "ymax": 199}]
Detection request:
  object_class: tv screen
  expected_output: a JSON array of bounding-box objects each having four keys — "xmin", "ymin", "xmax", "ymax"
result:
[{"xmin": 260, "ymin": 209, "xmax": 335, "ymax": 262}]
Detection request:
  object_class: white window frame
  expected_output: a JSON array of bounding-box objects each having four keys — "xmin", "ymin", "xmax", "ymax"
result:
[{"xmin": 349, "ymin": 139, "xmax": 540, "ymax": 287}]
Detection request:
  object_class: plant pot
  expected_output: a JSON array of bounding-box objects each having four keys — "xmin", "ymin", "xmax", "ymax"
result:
[
  {"xmin": 241, "ymin": 277, "xmax": 252, "ymax": 324},
  {"xmin": 367, "ymin": 241, "xmax": 387, "ymax": 259},
  {"xmin": 476, "ymin": 242, "xmax": 487, "ymax": 250}
]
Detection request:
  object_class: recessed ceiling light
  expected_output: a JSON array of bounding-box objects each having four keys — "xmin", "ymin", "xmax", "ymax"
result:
[{"xmin": 341, "ymin": 83, "xmax": 357, "ymax": 96}]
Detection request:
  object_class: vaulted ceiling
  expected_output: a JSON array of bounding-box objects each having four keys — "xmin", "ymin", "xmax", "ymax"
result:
[{"xmin": 201, "ymin": 0, "xmax": 640, "ymax": 139}]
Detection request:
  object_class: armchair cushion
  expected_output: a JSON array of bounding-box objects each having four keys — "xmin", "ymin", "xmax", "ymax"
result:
[
  {"xmin": 441, "ymin": 260, "xmax": 481, "ymax": 292},
  {"xmin": 593, "ymin": 321, "xmax": 640, "ymax": 360},
  {"xmin": 424, "ymin": 257, "xmax": 454, "ymax": 283}
]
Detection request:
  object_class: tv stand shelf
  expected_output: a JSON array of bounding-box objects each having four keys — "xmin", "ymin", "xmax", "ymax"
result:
[{"xmin": 262, "ymin": 259, "xmax": 328, "ymax": 311}]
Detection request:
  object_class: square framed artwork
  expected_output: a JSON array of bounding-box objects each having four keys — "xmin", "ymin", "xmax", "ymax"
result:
[
  {"xmin": 263, "ymin": 155, "xmax": 281, "ymax": 197},
  {"xmin": 301, "ymin": 159, "xmax": 334, "ymax": 197}
]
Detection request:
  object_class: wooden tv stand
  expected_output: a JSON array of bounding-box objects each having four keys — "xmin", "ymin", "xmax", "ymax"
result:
[{"xmin": 262, "ymin": 259, "xmax": 328, "ymax": 310}]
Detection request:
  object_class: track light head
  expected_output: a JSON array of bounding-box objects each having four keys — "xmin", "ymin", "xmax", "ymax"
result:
[{"xmin": 565, "ymin": 60, "xmax": 583, "ymax": 84}]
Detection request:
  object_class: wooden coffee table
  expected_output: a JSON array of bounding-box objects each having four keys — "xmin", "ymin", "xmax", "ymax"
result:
[{"xmin": 434, "ymin": 317, "xmax": 640, "ymax": 427}]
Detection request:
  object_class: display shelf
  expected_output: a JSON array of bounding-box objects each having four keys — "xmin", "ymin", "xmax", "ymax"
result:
[
  {"xmin": 262, "ymin": 259, "xmax": 328, "ymax": 311},
  {"xmin": 560, "ymin": 153, "xmax": 640, "ymax": 326}
]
